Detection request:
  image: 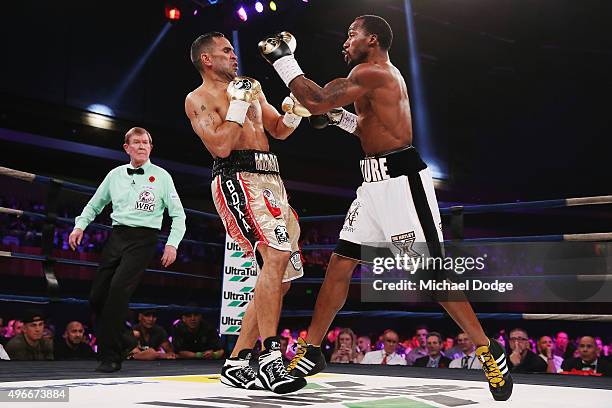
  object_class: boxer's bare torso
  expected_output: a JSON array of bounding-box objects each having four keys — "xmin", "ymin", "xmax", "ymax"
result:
[{"xmin": 186, "ymin": 83, "xmax": 270, "ymax": 157}]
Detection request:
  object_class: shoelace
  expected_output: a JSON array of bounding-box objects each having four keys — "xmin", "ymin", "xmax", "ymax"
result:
[
  {"xmin": 287, "ymin": 345, "xmax": 307, "ymax": 372},
  {"xmin": 272, "ymin": 356, "xmax": 292, "ymax": 379},
  {"xmin": 242, "ymin": 365, "xmax": 257, "ymax": 380},
  {"xmin": 478, "ymin": 352, "xmax": 505, "ymax": 387}
]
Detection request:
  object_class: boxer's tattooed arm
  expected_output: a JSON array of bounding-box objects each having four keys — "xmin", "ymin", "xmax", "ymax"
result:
[
  {"xmin": 202, "ymin": 112, "xmax": 215, "ymax": 128},
  {"xmin": 290, "ymin": 75, "xmax": 366, "ymax": 114},
  {"xmin": 321, "ymin": 79, "xmax": 349, "ymax": 105}
]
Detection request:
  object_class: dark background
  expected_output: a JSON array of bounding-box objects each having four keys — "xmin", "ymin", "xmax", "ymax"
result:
[{"xmin": 1, "ymin": 0, "xmax": 610, "ymax": 207}]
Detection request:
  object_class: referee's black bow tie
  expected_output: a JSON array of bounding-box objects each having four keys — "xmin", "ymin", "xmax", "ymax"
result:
[{"xmin": 127, "ymin": 168, "xmax": 144, "ymax": 175}]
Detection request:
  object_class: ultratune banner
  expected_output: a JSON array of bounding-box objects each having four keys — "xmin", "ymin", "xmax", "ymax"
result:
[{"xmin": 219, "ymin": 234, "xmax": 258, "ymax": 335}]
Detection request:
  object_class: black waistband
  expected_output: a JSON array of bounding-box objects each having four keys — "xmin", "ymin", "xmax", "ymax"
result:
[
  {"xmin": 212, "ymin": 150, "xmax": 280, "ymax": 177},
  {"xmin": 360, "ymin": 146, "xmax": 427, "ymax": 182}
]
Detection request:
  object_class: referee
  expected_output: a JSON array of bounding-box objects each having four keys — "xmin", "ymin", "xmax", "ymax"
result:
[{"xmin": 69, "ymin": 127, "xmax": 186, "ymax": 372}]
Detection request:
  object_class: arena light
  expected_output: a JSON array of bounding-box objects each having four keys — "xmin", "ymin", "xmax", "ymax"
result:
[
  {"xmin": 255, "ymin": 1, "xmax": 264, "ymax": 13},
  {"xmin": 164, "ymin": 5, "xmax": 181, "ymax": 21},
  {"xmin": 87, "ymin": 104, "xmax": 114, "ymax": 116},
  {"xmin": 237, "ymin": 6, "xmax": 248, "ymax": 21},
  {"xmin": 269, "ymin": 1, "xmax": 277, "ymax": 11}
]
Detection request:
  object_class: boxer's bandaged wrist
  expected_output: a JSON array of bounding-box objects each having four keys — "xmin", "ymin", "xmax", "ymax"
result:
[
  {"xmin": 282, "ymin": 112, "xmax": 302, "ymax": 128},
  {"xmin": 225, "ymin": 99, "xmax": 251, "ymax": 126},
  {"xmin": 337, "ymin": 109, "xmax": 358, "ymax": 133},
  {"xmin": 272, "ymin": 55, "xmax": 304, "ymax": 87}
]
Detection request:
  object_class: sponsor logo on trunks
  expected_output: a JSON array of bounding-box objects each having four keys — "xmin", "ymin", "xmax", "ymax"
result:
[
  {"xmin": 135, "ymin": 190, "xmax": 155, "ymax": 212},
  {"xmin": 360, "ymin": 157, "xmax": 390, "ymax": 182},
  {"xmin": 263, "ymin": 188, "xmax": 282, "ymax": 218},
  {"xmin": 254, "ymin": 152, "xmax": 280, "ymax": 173},
  {"xmin": 342, "ymin": 201, "xmax": 361, "ymax": 233},
  {"xmin": 290, "ymin": 251, "xmax": 303, "ymax": 271},
  {"xmin": 224, "ymin": 179, "xmax": 251, "ymax": 233},
  {"xmin": 274, "ymin": 225, "xmax": 289, "ymax": 244},
  {"xmin": 391, "ymin": 231, "xmax": 420, "ymax": 258}
]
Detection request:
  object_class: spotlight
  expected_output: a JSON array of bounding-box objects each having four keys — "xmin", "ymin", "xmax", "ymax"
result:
[
  {"xmin": 87, "ymin": 104, "xmax": 114, "ymax": 116},
  {"xmin": 269, "ymin": 1, "xmax": 277, "ymax": 11},
  {"xmin": 237, "ymin": 6, "xmax": 248, "ymax": 21},
  {"xmin": 164, "ymin": 5, "xmax": 181, "ymax": 21},
  {"xmin": 255, "ymin": 1, "xmax": 264, "ymax": 13}
]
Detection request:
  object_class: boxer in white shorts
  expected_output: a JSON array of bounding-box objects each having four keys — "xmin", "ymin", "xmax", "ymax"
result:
[{"xmin": 260, "ymin": 15, "xmax": 513, "ymax": 401}]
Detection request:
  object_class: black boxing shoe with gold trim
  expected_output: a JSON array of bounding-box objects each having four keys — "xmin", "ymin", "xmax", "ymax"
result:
[
  {"xmin": 475, "ymin": 338, "xmax": 513, "ymax": 401},
  {"xmin": 287, "ymin": 337, "xmax": 327, "ymax": 377}
]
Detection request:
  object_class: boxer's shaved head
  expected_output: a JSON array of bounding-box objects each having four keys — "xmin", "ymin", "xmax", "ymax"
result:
[{"xmin": 354, "ymin": 15, "xmax": 393, "ymax": 51}]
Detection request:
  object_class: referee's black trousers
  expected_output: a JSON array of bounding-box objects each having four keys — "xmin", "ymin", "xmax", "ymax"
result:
[{"xmin": 89, "ymin": 226, "xmax": 158, "ymax": 362}]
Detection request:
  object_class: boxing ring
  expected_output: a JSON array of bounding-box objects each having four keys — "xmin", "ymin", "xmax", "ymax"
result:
[{"xmin": 1, "ymin": 165, "xmax": 612, "ymax": 407}]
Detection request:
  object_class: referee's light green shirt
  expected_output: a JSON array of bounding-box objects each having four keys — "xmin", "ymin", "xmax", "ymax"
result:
[{"xmin": 74, "ymin": 160, "xmax": 186, "ymax": 248}]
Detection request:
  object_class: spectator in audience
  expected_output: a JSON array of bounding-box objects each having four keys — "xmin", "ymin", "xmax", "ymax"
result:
[
  {"xmin": 127, "ymin": 330, "xmax": 176, "ymax": 361},
  {"xmin": 172, "ymin": 310, "xmax": 224, "ymax": 360},
  {"xmin": 537, "ymin": 335, "xmax": 563, "ymax": 374},
  {"xmin": 561, "ymin": 336, "xmax": 611, "ymax": 377},
  {"xmin": 414, "ymin": 332, "xmax": 452, "ymax": 368},
  {"xmin": 298, "ymin": 329, "xmax": 308, "ymax": 340},
  {"xmin": 405, "ymin": 325, "xmax": 428, "ymax": 366},
  {"xmin": 331, "ymin": 328, "xmax": 360, "ymax": 364},
  {"xmin": 54, "ymin": 321, "xmax": 96, "ymax": 360},
  {"xmin": 42, "ymin": 322, "xmax": 55, "ymax": 340},
  {"xmin": 5, "ymin": 310, "xmax": 53, "ymax": 361},
  {"xmin": 495, "ymin": 331, "xmax": 507, "ymax": 350},
  {"xmin": 321, "ymin": 327, "xmax": 341, "ymax": 362},
  {"xmin": 595, "ymin": 337, "xmax": 604, "ymax": 356},
  {"xmin": 133, "ymin": 309, "xmax": 175, "ymax": 357},
  {"xmin": 361, "ymin": 329, "xmax": 406, "ymax": 365},
  {"xmin": 357, "ymin": 335, "xmax": 372, "ymax": 361},
  {"xmin": 443, "ymin": 336, "xmax": 454, "ymax": 353},
  {"xmin": 554, "ymin": 331, "xmax": 575, "ymax": 360},
  {"xmin": 507, "ymin": 328, "xmax": 546, "ymax": 373},
  {"xmin": 449, "ymin": 332, "xmax": 482, "ymax": 370},
  {"xmin": 444, "ymin": 334, "xmax": 463, "ymax": 360},
  {"xmin": 3, "ymin": 319, "xmax": 24, "ymax": 339}
]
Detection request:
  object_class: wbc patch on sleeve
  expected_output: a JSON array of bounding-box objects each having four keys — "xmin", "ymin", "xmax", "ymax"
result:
[{"xmin": 170, "ymin": 191, "xmax": 180, "ymax": 200}]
